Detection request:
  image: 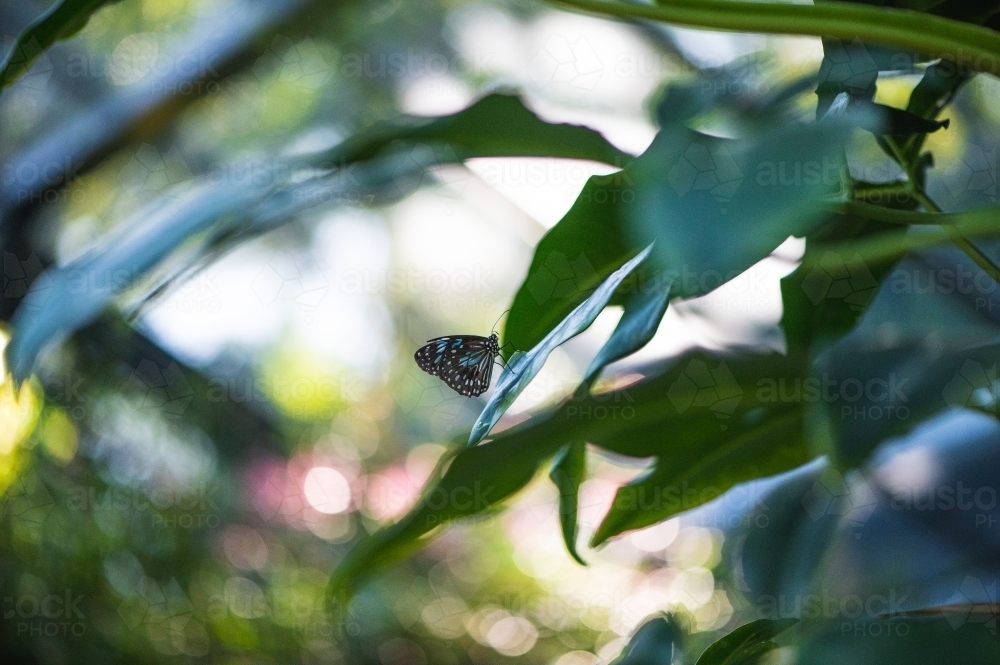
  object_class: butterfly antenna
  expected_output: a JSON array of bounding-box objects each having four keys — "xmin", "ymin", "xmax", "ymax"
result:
[{"xmin": 491, "ymin": 310, "xmax": 510, "ymax": 336}]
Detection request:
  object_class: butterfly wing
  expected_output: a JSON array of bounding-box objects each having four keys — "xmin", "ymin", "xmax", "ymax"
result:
[
  {"xmin": 438, "ymin": 345, "xmax": 495, "ymax": 397},
  {"xmin": 414, "ymin": 335, "xmax": 497, "ymax": 396},
  {"xmin": 414, "ymin": 336, "xmax": 458, "ymax": 377}
]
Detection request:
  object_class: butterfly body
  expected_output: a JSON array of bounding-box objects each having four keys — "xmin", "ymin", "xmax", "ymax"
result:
[{"xmin": 415, "ymin": 333, "xmax": 501, "ymax": 396}]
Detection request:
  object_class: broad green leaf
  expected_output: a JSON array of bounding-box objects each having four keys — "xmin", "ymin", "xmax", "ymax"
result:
[
  {"xmin": 694, "ymin": 618, "xmax": 798, "ymax": 665},
  {"xmin": 505, "ymin": 173, "xmax": 635, "ymax": 356},
  {"xmin": 578, "ymin": 276, "xmax": 672, "ymax": 392},
  {"xmin": 592, "ymin": 405, "xmax": 808, "ymax": 546},
  {"xmin": 549, "ymin": 441, "xmax": 588, "ymax": 565},
  {"xmin": 468, "ymin": 245, "xmax": 652, "ymax": 446},
  {"xmin": 0, "ymin": 0, "xmax": 119, "ymax": 93},
  {"xmin": 508, "ymin": 115, "xmax": 858, "ymax": 356},
  {"xmin": 611, "ymin": 615, "xmax": 684, "ymax": 665},
  {"xmin": 627, "ymin": 120, "xmax": 857, "ymax": 295},
  {"xmin": 504, "ymin": 73, "xmax": 724, "ymax": 357},
  {"xmin": 316, "ymin": 91, "xmax": 631, "ymax": 167}
]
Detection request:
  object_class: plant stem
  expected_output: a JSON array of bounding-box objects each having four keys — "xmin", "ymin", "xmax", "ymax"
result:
[
  {"xmin": 547, "ymin": 0, "xmax": 1000, "ymax": 76},
  {"xmin": 828, "ymin": 200, "xmax": 958, "ymax": 225},
  {"xmin": 911, "ymin": 191, "xmax": 1000, "ymax": 283}
]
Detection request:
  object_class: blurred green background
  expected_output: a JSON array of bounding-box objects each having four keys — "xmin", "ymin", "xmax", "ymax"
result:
[{"xmin": 2, "ymin": 0, "xmax": 999, "ymax": 663}]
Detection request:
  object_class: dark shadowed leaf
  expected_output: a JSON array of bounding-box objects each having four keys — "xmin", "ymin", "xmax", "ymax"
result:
[
  {"xmin": 694, "ymin": 618, "xmax": 797, "ymax": 665},
  {"xmin": 724, "ymin": 460, "xmax": 841, "ymax": 605},
  {"xmin": 779, "ymin": 211, "xmax": 903, "ymax": 354},
  {"xmin": 550, "ymin": 441, "xmax": 588, "ymax": 565},
  {"xmin": 316, "ymin": 91, "xmax": 632, "ymax": 167},
  {"xmin": 816, "ymin": 243, "xmax": 1000, "ymax": 468},
  {"xmin": 611, "ymin": 615, "xmax": 684, "ymax": 665},
  {"xmin": 0, "ymin": 0, "xmax": 119, "ymax": 93},
  {"xmin": 884, "ymin": 58, "xmax": 969, "ymax": 176}
]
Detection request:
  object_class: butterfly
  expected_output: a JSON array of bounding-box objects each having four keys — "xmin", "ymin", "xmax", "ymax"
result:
[{"xmin": 414, "ymin": 332, "xmax": 503, "ymax": 397}]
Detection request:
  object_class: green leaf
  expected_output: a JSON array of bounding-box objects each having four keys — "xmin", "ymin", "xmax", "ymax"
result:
[
  {"xmin": 655, "ymin": 78, "xmax": 720, "ymax": 127},
  {"xmin": 906, "ymin": 60, "xmax": 970, "ymax": 120},
  {"xmin": 504, "ymin": 74, "xmax": 728, "ymax": 358},
  {"xmin": 328, "ymin": 422, "xmax": 568, "ymax": 599},
  {"xmin": 815, "ymin": 37, "xmax": 894, "ymax": 118},
  {"xmin": 549, "ymin": 441, "xmax": 588, "ymax": 565},
  {"xmin": 0, "ymin": 0, "xmax": 118, "ymax": 93},
  {"xmin": 694, "ymin": 618, "xmax": 798, "ymax": 665},
  {"xmin": 505, "ymin": 173, "xmax": 635, "ymax": 356},
  {"xmin": 329, "ymin": 350, "xmax": 813, "ymax": 596},
  {"xmin": 779, "ymin": 212, "xmax": 904, "ymax": 354},
  {"xmin": 627, "ymin": 121, "xmax": 856, "ymax": 294},
  {"xmin": 592, "ymin": 403, "xmax": 807, "ymax": 546},
  {"xmin": 853, "ymin": 101, "xmax": 950, "ymax": 135},
  {"xmin": 611, "ymin": 615, "xmax": 685, "ymax": 665},
  {"xmin": 578, "ymin": 276, "xmax": 672, "ymax": 392},
  {"xmin": 886, "ymin": 59, "xmax": 969, "ymax": 175},
  {"xmin": 509, "ymin": 116, "xmax": 856, "ymax": 357},
  {"xmin": 468, "ymin": 245, "xmax": 652, "ymax": 446},
  {"xmin": 317, "ymin": 91, "xmax": 631, "ymax": 167}
]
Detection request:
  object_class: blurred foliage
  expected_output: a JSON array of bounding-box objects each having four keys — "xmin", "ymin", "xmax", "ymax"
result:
[{"xmin": 2, "ymin": 0, "xmax": 1000, "ymax": 664}]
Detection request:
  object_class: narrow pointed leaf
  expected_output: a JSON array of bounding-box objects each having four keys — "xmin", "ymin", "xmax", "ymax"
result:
[
  {"xmin": 469, "ymin": 244, "xmax": 652, "ymax": 446},
  {"xmin": 549, "ymin": 441, "xmax": 588, "ymax": 565},
  {"xmin": 578, "ymin": 277, "xmax": 672, "ymax": 392}
]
